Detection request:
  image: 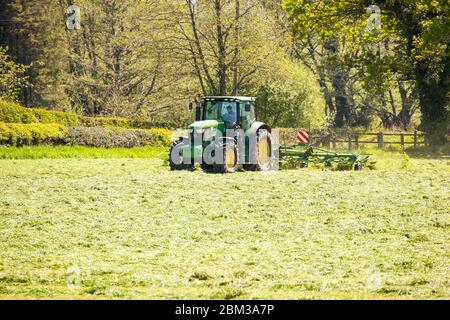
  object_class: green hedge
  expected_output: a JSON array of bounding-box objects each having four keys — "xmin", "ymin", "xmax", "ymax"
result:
[
  {"xmin": 0, "ymin": 123, "xmax": 172, "ymax": 148},
  {"xmin": 80, "ymin": 117, "xmax": 159, "ymax": 129},
  {"xmin": 63, "ymin": 127, "xmax": 172, "ymax": 148},
  {"xmin": 0, "ymin": 100, "xmax": 173, "ymax": 129},
  {"xmin": 0, "ymin": 100, "xmax": 80, "ymax": 126},
  {"xmin": 0, "ymin": 123, "xmax": 68, "ymax": 146}
]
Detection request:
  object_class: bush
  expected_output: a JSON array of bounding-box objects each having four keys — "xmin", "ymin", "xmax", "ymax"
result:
[
  {"xmin": 0, "ymin": 100, "xmax": 35, "ymax": 123},
  {"xmin": 0, "ymin": 122, "xmax": 67, "ymax": 146},
  {"xmin": 32, "ymin": 108, "xmax": 80, "ymax": 126},
  {"xmin": 81, "ymin": 116, "xmax": 183, "ymax": 130},
  {"xmin": 0, "ymin": 99, "xmax": 185, "ymax": 132},
  {"xmin": 63, "ymin": 127, "xmax": 172, "ymax": 148},
  {"xmin": 81, "ymin": 116, "xmax": 134, "ymax": 129},
  {"xmin": 0, "ymin": 100, "xmax": 80, "ymax": 126}
]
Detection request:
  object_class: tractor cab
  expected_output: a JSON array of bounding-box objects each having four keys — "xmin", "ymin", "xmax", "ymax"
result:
[{"xmin": 190, "ymin": 96, "xmax": 256, "ymax": 131}]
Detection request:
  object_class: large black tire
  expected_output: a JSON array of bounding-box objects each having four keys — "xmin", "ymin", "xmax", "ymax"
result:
[
  {"xmin": 169, "ymin": 138, "xmax": 194, "ymax": 171},
  {"xmin": 244, "ymin": 130, "xmax": 272, "ymax": 172},
  {"xmin": 213, "ymin": 140, "xmax": 239, "ymax": 173}
]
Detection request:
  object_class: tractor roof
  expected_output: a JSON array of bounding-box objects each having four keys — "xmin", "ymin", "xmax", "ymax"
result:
[{"xmin": 204, "ymin": 96, "xmax": 255, "ymax": 102}]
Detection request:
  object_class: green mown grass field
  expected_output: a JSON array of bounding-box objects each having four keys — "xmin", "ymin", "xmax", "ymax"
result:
[{"xmin": 0, "ymin": 147, "xmax": 448, "ymax": 299}]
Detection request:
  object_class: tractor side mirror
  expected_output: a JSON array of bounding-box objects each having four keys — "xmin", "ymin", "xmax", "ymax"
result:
[
  {"xmin": 245, "ymin": 103, "xmax": 251, "ymax": 112},
  {"xmin": 188, "ymin": 102, "xmax": 193, "ymax": 110},
  {"xmin": 195, "ymin": 103, "xmax": 201, "ymax": 121}
]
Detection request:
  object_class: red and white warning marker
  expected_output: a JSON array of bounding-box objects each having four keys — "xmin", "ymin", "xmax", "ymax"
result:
[{"xmin": 296, "ymin": 129, "xmax": 310, "ymax": 144}]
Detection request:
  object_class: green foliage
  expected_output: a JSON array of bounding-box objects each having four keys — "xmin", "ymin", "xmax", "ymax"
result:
[
  {"xmin": 0, "ymin": 100, "xmax": 80, "ymax": 126},
  {"xmin": 284, "ymin": 0, "xmax": 450, "ymax": 142},
  {"xmin": 0, "ymin": 46, "xmax": 30, "ymax": 102},
  {"xmin": 0, "ymin": 99, "xmax": 173, "ymax": 148},
  {"xmin": 81, "ymin": 116, "xmax": 182, "ymax": 130},
  {"xmin": 81, "ymin": 117, "xmax": 137, "ymax": 129},
  {"xmin": 0, "ymin": 99, "xmax": 181, "ymax": 129},
  {"xmin": 0, "ymin": 122, "xmax": 67, "ymax": 146},
  {"xmin": 256, "ymin": 80, "xmax": 310, "ymax": 128},
  {"xmin": 63, "ymin": 127, "xmax": 172, "ymax": 148}
]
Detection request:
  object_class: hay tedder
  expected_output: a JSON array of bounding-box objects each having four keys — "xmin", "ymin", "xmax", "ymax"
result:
[
  {"xmin": 279, "ymin": 130, "xmax": 374, "ymax": 171},
  {"xmin": 170, "ymin": 96, "xmax": 374, "ymax": 173}
]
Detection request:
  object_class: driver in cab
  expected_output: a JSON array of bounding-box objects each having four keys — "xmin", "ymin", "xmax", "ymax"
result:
[{"xmin": 222, "ymin": 104, "xmax": 237, "ymax": 125}]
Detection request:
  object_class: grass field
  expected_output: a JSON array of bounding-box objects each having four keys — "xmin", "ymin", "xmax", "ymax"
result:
[
  {"xmin": 0, "ymin": 145, "xmax": 168, "ymax": 160},
  {"xmin": 0, "ymin": 148, "xmax": 448, "ymax": 299}
]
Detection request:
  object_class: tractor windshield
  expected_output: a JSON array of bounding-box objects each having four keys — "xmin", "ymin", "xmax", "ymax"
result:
[{"xmin": 204, "ymin": 100, "xmax": 238, "ymax": 124}]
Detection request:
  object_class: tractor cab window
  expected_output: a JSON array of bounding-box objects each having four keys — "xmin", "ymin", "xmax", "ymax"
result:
[
  {"xmin": 240, "ymin": 102, "xmax": 256, "ymax": 128},
  {"xmin": 205, "ymin": 101, "xmax": 220, "ymax": 120},
  {"xmin": 204, "ymin": 101, "xmax": 238, "ymax": 126},
  {"xmin": 221, "ymin": 103, "xmax": 237, "ymax": 125}
]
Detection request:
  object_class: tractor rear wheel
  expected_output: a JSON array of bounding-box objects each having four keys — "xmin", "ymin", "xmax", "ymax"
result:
[
  {"xmin": 213, "ymin": 140, "xmax": 239, "ymax": 173},
  {"xmin": 169, "ymin": 138, "xmax": 194, "ymax": 171},
  {"xmin": 244, "ymin": 130, "xmax": 272, "ymax": 172},
  {"xmin": 200, "ymin": 162, "xmax": 214, "ymax": 172}
]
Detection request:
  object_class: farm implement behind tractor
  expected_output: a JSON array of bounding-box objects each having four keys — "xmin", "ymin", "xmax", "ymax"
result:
[
  {"xmin": 278, "ymin": 129, "xmax": 375, "ymax": 171},
  {"xmin": 170, "ymin": 96, "xmax": 375, "ymax": 173}
]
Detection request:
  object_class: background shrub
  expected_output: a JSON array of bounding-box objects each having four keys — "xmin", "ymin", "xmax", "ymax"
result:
[
  {"xmin": 0, "ymin": 100, "xmax": 80, "ymax": 126},
  {"xmin": 81, "ymin": 116, "xmax": 134, "ymax": 129},
  {"xmin": 32, "ymin": 108, "xmax": 80, "ymax": 126},
  {"xmin": 0, "ymin": 100, "xmax": 35, "ymax": 123},
  {"xmin": 81, "ymin": 116, "xmax": 182, "ymax": 130},
  {"xmin": 63, "ymin": 127, "xmax": 172, "ymax": 148},
  {"xmin": 0, "ymin": 100, "xmax": 170, "ymax": 129},
  {"xmin": 0, "ymin": 122, "xmax": 67, "ymax": 146}
]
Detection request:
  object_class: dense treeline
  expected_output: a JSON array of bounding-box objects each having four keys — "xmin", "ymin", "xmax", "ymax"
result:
[{"xmin": 0, "ymin": 0, "xmax": 448, "ymax": 143}]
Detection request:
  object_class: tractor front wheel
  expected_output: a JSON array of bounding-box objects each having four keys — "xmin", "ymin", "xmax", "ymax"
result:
[
  {"xmin": 213, "ymin": 140, "xmax": 239, "ymax": 173},
  {"xmin": 169, "ymin": 138, "xmax": 194, "ymax": 171}
]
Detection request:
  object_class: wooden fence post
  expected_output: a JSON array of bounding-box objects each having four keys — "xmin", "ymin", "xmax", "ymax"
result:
[
  {"xmin": 400, "ymin": 133, "xmax": 405, "ymax": 151},
  {"xmin": 325, "ymin": 135, "xmax": 331, "ymax": 149},
  {"xmin": 348, "ymin": 136, "xmax": 352, "ymax": 151},
  {"xmin": 413, "ymin": 130, "xmax": 417, "ymax": 151},
  {"xmin": 377, "ymin": 132, "xmax": 384, "ymax": 150},
  {"xmin": 355, "ymin": 135, "xmax": 359, "ymax": 149}
]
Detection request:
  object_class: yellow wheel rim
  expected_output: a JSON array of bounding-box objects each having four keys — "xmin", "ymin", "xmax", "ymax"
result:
[
  {"xmin": 258, "ymin": 139, "xmax": 270, "ymax": 165},
  {"xmin": 225, "ymin": 148, "xmax": 236, "ymax": 169}
]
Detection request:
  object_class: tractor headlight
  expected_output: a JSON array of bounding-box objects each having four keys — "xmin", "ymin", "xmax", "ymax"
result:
[{"xmin": 203, "ymin": 128, "xmax": 216, "ymax": 140}]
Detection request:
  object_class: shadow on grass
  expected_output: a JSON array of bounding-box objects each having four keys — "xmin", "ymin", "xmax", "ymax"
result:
[{"xmin": 405, "ymin": 145, "xmax": 450, "ymax": 159}]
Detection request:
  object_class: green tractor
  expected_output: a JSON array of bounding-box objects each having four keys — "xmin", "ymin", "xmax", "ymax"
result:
[{"xmin": 169, "ymin": 96, "xmax": 273, "ymax": 173}]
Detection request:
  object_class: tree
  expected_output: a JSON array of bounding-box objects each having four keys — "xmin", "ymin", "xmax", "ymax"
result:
[
  {"xmin": 1, "ymin": 0, "xmax": 326, "ymax": 128},
  {"xmin": 0, "ymin": 0, "xmax": 68, "ymax": 107},
  {"xmin": 284, "ymin": 0, "xmax": 449, "ymax": 143},
  {"xmin": 0, "ymin": 46, "xmax": 30, "ymax": 102}
]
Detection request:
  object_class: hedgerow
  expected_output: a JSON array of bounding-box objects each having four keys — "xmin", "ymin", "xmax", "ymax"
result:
[
  {"xmin": 63, "ymin": 127, "xmax": 172, "ymax": 148},
  {"xmin": 0, "ymin": 99, "xmax": 180, "ymax": 129},
  {"xmin": 0, "ymin": 100, "xmax": 80, "ymax": 126},
  {"xmin": 0, "ymin": 122, "xmax": 67, "ymax": 146},
  {"xmin": 0, "ymin": 123, "xmax": 172, "ymax": 148}
]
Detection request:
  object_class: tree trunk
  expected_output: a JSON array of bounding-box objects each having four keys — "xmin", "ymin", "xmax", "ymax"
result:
[
  {"xmin": 232, "ymin": 0, "xmax": 240, "ymax": 96},
  {"xmin": 214, "ymin": 0, "xmax": 227, "ymax": 96}
]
